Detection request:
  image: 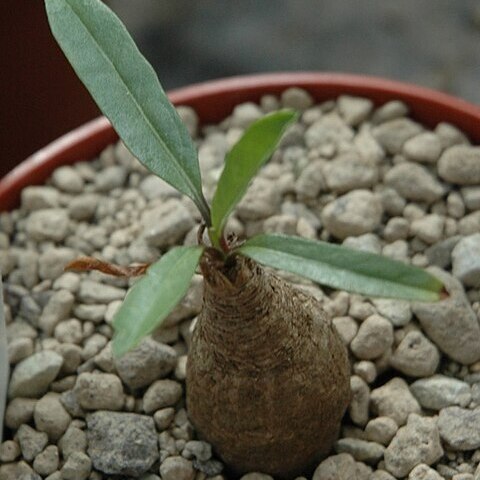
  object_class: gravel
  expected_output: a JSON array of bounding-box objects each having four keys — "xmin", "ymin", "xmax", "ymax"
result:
[{"xmin": 2, "ymin": 90, "xmax": 480, "ymax": 479}]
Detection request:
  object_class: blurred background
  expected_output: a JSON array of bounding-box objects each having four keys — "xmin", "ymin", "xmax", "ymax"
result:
[{"xmin": 2, "ymin": 0, "xmax": 480, "ymax": 178}]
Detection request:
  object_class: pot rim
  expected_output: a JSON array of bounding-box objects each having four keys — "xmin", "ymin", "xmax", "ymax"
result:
[{"xmin": 1, "ymin": 71, "xmax": 480, "ymax": 211}]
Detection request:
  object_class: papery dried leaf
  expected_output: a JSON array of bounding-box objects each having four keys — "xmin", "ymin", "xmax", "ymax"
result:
[{"xmin": 65, "ymin": 257, "xmax": 149, "ymax": 277}]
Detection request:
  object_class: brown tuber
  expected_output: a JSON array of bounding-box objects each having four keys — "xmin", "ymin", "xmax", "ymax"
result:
[{"xmin": 187, "ymin": 251, "xmax": 351, "ymax": 478}]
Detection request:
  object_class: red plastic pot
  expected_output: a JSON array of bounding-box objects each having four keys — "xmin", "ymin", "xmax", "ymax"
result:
[{"xmin": 1, "ymin": 72, "xmax": 480, "ymax": 212}]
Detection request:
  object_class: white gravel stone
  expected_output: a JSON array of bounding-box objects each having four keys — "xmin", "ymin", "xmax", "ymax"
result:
[
  {"xmin": 54, "ymin": 319, "xmax": 83, "ymax": 344},
  {"xmin": 230, "ymin": 102, "xmax": 263, "ymax": 128},
  {"xmin": 143, "ymin": 379, "xmax": 183, "ymax": 414},
  {"xmin": 322, "ymin": 189, "xmax": 383, "ymax": 240},
  {"xmin": 332, "ymin": 316, "xmax": 358, "ymax": 345},
  {"xmin": 384, "ymin": 414, "xmax": 443, "ymax": 478},
  {"xmin": 313, "ymin": 453, "xmax": 358, "ymax": 480},
  {"xmin": 141, "ymin": 199, "xmax": 194, "ymax": 248},
  {"xmin": 281, "ymin": 87, "xmax": 314, "ymax": 110},
  {"xmin": 52, "ymin": 166, "xmax": 84, "ymax": 193},
  {"xmin": 435, "ymin": 122, "xmax": 469, "ymax": 148},
  {"xmin": 343, "ymin": 233, "xmax": 382, "ymax": 254},
  {"xmin": 390, "ymin": 331, "xmax": 440, "ymax": 377},
  {"xmin": 337, "ymin": 95, "xmax": 373, "ymax": 126},
  {"xmin": 372, "ymin": 298, "xmax": 412, "ymax": 327},
  {"xmin": 34, "ymin": 392, "xmax": 71, "ymax": 441},
  {"xmin": 237, "ymin": 177, "xmax": 281, "ymax": 221},
  {"xmin": 67, "ymin": 193, "xmax": 98, "ymax": 221},
  {"xmin": 114, "ymin": 337, "xmax": 177, "ymax": 389},
  {"xmin": 410, "ymin": 375, "xmax": 472, "ymax": 410},
  {"xmin": 461, "ymin": 186, "xmax": 480, "ymax": 210},
  {"xmin": 58, "ymin": 426, "xmax": 87, "ymax": 459},
  {"xmin": 182, "ymin": 440, "xmax": 212, "ymax": 462},
  {"xmin": 294, "ymin": 159, "xmax": 326, "ymax": 199},
  {"xmin": 0, "ymin": 440, "xmax": 20, "ymax": 463},
  {"xmin": 438, "ymin": 145, "xmax": 480, "ymax": 185},
  {"xmin": 7, "ymin": 337, "xmax": 34, "ymax": 364},
  {"xmin": 410, "ymin": 214, "xmax": 445, "ymax": 244},
  {"xmin": 8, "ymin": 350, "xmax": 63, "ymax": 398},
  {"xmin": 61, "ymin": 451, "xmax": 92, "ymax": 480},
  {"xmin": 365, "ymin": 417, "xmax": 398, "ymax": 446},
  {"xmin": 370, "ymin": 378, "xmax": 421, "ymax": 426},
  {"xmin": 159, "ymin": 455, "xmax": 195, "ymax": 480},
  {"xmin": 176, "ymin": 105, "xmax": 199, "ymax": 137},
  {"xmin": 17, "ymin": 424, "xmax": 49, "ymax": 461},
  {"xmin": 403, "ymin": 132, "xmax": 443, "ymax": 164},
  {"xmin": 372, "ymin": 100, "xmax": 409, "ymax": 124},
  {"xmin": 373, "ymin": 118, "xmax": 423, "ymax": 154},
  {"xmin": 353, "ymin": 360, "xmax": 377, "ymax": 384},
  {"xmin": 38, "ymin": 247, "xmax": 77, "ymax": 280},
  {"xmin": 452, "ymin": 234, "xmax": 480, "ymax": 287},
  {"xmin": 21, "ymin": 186, "xmax": 60, "ymax": 211},
  {"xmin": 438, "ymin": 407, "xmax": 480, "ymax": 450},
  {"xmin": 78, "ymin": 280, "xmax": 125, "ymax": 304},
  {"xmin": 350, "ymin": 314, "xmax": 394, "ymax": 360},
  {"xmin": 74, "ymin": 372, "xmax": 125, "ymax": 410},
  {"xmin": 409, "ymin": 463, "xmax": 444, "ymax": 480},
  {"xmin": 33, "ymin": 445, "xmax": 59, "ymax": 476},
  {"xmin": 334, "ymin": 438, "xmax": 385, "ymax": 464},
  {"xmin": 385, "ymin": 162, "xmax": 444, "ymax": 203},
  {"xmin": 37, "ymin": 289, "xmax": 74, "ymax": 336},
  {"xmin": 305, "ymin": 113, "xmax": 354, "ymax": 149},
  {"xmin": 94, "ymin": 165, "xmax": 127, "ymax": 191},
  {"xmin": 322, "ymin": 153, "xmax": 378, "ymax": 193},
  {"xmin": 349, "ymin": 375, "xmax": 370, "ymax": 427},
  {"xmin": 139, "ymin": 174, "xmax": 180, "ymax": 200},
  {"xmin": 26, "ymin": 209, "xmax": 69, "ymax": 242},
  {"xmin": 412, "ymin": 268, "xmax": 480, "ymax": 365}
]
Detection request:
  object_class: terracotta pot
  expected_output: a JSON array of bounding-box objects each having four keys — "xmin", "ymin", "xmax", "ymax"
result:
[{"xmin": 1, "ymin": 72, "xmax": 480, "ymax": 211}]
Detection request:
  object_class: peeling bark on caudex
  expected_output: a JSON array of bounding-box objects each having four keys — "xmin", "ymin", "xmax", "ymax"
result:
[{"xmin": 187, "ymin": 251, "xmax": 351, "ymax": 479}]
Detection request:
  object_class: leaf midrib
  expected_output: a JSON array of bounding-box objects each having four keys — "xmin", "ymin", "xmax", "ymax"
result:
[{"xmin": 63, "ymin": 0, "xmax": 200, "ymax": 202}]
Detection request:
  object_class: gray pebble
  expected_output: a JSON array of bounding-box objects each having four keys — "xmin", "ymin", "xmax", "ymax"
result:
[
  {"xmin": 21, "ymin": 186, "xmax": 59, "ymax": 211},
  {"xmin": 372, "ymin": 100, "xmax": 409, "ymax": 124},
  {"xmin": 322, "ymin": 153, "xmax": 378, "ymax": 193},
  {"xmin": 438, "ymin": 407, "xmax": 480, "ymax": 450},
  {"xmin": 373, "ymin": 118, "xmax": 423, "ymax": 154},
  {"xmin": 438, "ymin": 145, "xmax": 480, "ymax": 185},
  {"xmin": 52, "ymin": 166, "xmax": 84, "ymax": 193},
  {"xmin": 385, "ymin": 162, "xmax": 444, "ymax": 203},
  {"xmin": 74, "ymin": 372, "xmax": 124, "ymax": 410},
  {"xmin": 410, "ymin": 214, "xmax": 445, "ymax": 244},
  {"xmin": 370, "ymin": 378, "xmax": 421, "ymax": 426},
  {"xmin": 94, "ymin": 165, "xmax": 127, "ymax": 191},
  {"xmin": 8, "ymin": 337, "xmax": 34, "ymax": 364},
  {"xmin": 17, "ymin": 424, "xmax": 48, "ymax": 461},
  {"xmin": 403, "ymin": 132, "xmax": 442, "ymax": 164},
  {"xmin": 365, "ymin": 417, "xmax": 398, "ymax": 446},
  {"xmin": 8, "ymin": 351, "xmax": 63, "ymax": 398},
  {"xmin": 87, "ymin": 411, "xmax": 159, "ymax": 476},
  {"xmin": 384, "ymin": 414, "xmax": 443, "ymax": 478},
  {"xmin": 322, "ymin": 189, "xmax": 383, "ymax": 240},
  {"xmin": 389, "ymin": 331, "xmax": 440, "ymax": 377},
  {"xmin": 61, "ymin": 451, "xmax": 92, "ymax": 480},
  {"xmin": 67, "ymin": 193, "xmax": 98, "ymax": 221},
  {"xmin": 33, "ymin": 445, "xmax": 59, "ymax": 476},
  {"xmin": 409, "ymin": 463, "xmax": 444, "ymax": 480},
  {"xmin": 332, "ymin": 316, "xmax": 358, "ymax": 345},
  {"xmin": 435, "ymin": 122, "xmax": 469, "ymax": 148},
  {"xmin": 114, "ymin": 337, "xmax": 177, "ymax": 389},
  {"xmin": 452, "ymin": 234, "xmax": 480, "ymax": 288},
  {"xmin": 281, "ymin": 87, "xmax": 314, "ymax": 110},
  {"xmin": 182, "ymin": 440, "xmax": 212, "ymax": 462},
  {"xmin": 153, "ymin": 407, "xmax": 175, "ymax": 431},
  {"xmin": 313, "ymin": 453, "xmax": 358, "ymax": 480},
  {"xmin": 176, "ymin": 105, "xmax": 199, "ymax": 137},
  {"xmin": 350, "ymin": 314, "xmax": 394, "ymax": 360},
  {"xmin": 410, "ymin": 375, "xmax": 472, "ymax": 410},
  {"xmin": 412, "ymin": 268, "xmax": 480, "ymax": 365},
  {"xmin": 237, "ymin": 177, "xmax": 281, "ymax": 221},
  {"xmin": 230, "ymin": 102, "xmax": 263, "ymax": 128},
  {"xmin": 160, "ymin": 456, "xmax": 195, "ymax": 480},
  {"xmin": 334, "ymin": 438, "xmax": 385, "ymax": 465},
  {"xmin": 461, "ymin": 186, "xmax": 480, "ymax": 210},
  {"xmin": 34, "ymin": 392, "xmax": 71, "ymax": 441},
  {"xmin": 26, "ymin": 209, "xmax": 69, "ymax": 242},
  {"xmin": 0, "ymin": 440, "xmax": 20, "ymax": 463},
  {"xmin": 78, "ymin": 280, "xmax": 125, "ymax": 304},
  {"xmin": 305, "ymin": 113, "xmax": 354, "ymax": 149},
  {"xmin": 349, "ymin": 375, "xmax": 370, "ymax": 427},
  {"xmin": 337, "ymin": 95, "xmax": 373, "ymax": 126},
  {"xmin": 143, "ymin": 379, "xmax": 183, "ymax": 414},
  {"xmin": 58, "ymin": 426, "xmax": 87, "ymax": 460}
]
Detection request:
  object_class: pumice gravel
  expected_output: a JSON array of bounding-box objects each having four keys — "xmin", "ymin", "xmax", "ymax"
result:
[{"xmin": 1, "ymin": 88, "xmax": 480, "ymax": 480}]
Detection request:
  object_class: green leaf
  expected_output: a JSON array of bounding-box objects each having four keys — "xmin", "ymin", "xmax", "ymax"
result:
[
  {"xmin": 45, "ymin": 0, "xmax": 210, "ymax": 223},
  {"xmin": 112, "ymin": 246, "xmax": 203, "ymax": 357},
  {"xmin": 238, "ymin": 234, "xmax": 444, "ymax": 302},
  {"xmin": 210, "ymin": 110, "xmax": 298, "ymax": 243}
]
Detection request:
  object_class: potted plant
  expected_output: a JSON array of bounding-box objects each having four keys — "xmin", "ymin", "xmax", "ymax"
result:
[{"xmin": 1, "ymin": 1, "xmax": 480, "ymax": 479}]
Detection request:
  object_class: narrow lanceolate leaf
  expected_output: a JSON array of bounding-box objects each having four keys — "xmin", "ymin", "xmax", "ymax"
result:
[
  {"xmin": 45, "ymin": 0, "xmax": 210, "ymax": 223},
  {"xmin": 210, "ymin": 110, "xmax": 298, "ymax": 243},
  {"xmin": 112, "ymin": 246, "xmax": 203, "ymax": 357},
  {"xmin": 238, "ymin": 234, "xmax": 444, "ymax": 302}
]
